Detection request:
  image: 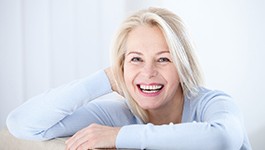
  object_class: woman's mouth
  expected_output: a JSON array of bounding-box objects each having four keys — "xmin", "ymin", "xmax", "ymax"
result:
[{"xmin": 137, "ymin": 84, "xmax": 164, "ymax": 95}]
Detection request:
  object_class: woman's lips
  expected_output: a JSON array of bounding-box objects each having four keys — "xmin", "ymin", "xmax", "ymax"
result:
[{"xmin": 137, "ymin": 83, "xmax": 164, "ymax": 96}]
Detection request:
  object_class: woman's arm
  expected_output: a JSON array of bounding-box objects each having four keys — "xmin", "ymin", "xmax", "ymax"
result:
[
  {"xmin": 6, "ymin": 69, "xmax": 114, "ymax": 140},
  {"xmin": 115, "ymin": 91, "xmax": 249, "ymax": 150}
]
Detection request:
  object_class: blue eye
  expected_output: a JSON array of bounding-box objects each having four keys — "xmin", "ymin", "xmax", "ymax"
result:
[{"xmin": 158, "ymin": 57, "xmax": 171, "ymax": 62}]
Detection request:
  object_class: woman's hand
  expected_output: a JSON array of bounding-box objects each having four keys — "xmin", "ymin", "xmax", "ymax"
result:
[
  {"xmin": 104, "ymin": 67, "xmax": 123, "ymax": 96},
  {"xmin": 65, "ymin": 123, "xmax": 120, "ymax": 150}
]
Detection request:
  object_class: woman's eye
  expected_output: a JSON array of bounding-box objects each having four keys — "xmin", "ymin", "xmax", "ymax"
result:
[
  {"xmin": 158, "ymin": 57, "xmax": 171, "ymax": 62},
  {"xmin": 131, "ymin": 57, "xmax": 142, "ymax": 62}
]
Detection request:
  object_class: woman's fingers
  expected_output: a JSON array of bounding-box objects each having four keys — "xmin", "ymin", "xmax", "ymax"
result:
[
  {"xmin": 65, "ymin": 123, "xmax": 120, "ymax": 150},
  {"xmin": 65, "ymin": 125, "xmax": 94, "ymax": 149}
]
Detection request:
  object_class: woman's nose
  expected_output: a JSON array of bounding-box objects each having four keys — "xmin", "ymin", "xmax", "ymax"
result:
[{"xmin": 142, "ymin": 63, "xmax": 158, "ymax": 78}]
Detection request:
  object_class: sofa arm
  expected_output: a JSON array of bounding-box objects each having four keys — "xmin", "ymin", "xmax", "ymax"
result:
[{"xmin": 0, "ymin": 128, "xmax": 67, "ymax": 150}]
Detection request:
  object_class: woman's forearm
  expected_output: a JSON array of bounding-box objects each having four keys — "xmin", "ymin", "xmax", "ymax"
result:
[{"xmin": 6, "ymin": 70, "xmax": 113, "ymax": 140}]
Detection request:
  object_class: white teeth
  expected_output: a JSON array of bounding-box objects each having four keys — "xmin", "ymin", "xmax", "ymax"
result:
[
  {"xmin": 141, "ymin": 90, "xmax": 158, "ymax": 93},
  {"xmin": 139, "ymin": 85, "xmax": 162, "ymax": 90}
]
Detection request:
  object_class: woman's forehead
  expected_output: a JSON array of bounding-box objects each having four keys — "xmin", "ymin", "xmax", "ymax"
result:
[{"xmin": 125, "ymin": 26, "xmax": 168, "ymax": 52}]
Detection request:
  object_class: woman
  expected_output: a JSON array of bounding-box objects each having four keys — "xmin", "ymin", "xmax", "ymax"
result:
[{"xmin": 7, "ymin": 7, "xmax": 251, "ymax": 149}]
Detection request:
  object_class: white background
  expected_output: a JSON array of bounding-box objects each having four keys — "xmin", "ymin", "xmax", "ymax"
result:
[{"xmin": 0, "ymin": 0, "xmax": 264, "ymax": 149}]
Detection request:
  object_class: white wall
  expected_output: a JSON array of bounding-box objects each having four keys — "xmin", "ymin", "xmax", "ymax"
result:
[{"xmin": 1, "ymin": 0, "xmax": 264, "ymax": 149}]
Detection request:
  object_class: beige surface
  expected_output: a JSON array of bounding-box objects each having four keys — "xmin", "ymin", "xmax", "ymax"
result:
[{"xmin": 0, "ymin": 128, "xmax": 67, "ymax": 150}]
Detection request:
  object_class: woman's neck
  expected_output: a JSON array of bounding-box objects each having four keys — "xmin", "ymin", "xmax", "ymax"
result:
[{"xmin": 147, "ymin": 89, "xmax": 184, "ymax": 125}]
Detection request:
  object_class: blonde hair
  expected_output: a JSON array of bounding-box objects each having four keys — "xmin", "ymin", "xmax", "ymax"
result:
[{"xmin": 111, "ymin": 7, "xmax": 203, "ymax": 123}]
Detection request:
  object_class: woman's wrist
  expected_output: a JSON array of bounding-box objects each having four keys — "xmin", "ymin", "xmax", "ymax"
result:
[{"xmin": 104, "ymin": 67, "xmax": 118, "ymax": 92}]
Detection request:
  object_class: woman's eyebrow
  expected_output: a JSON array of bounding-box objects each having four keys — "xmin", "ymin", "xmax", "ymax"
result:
[
  {"xmin": 126, "ymin": 50, "xmax": 169, "ymax": 56},
  {"xmin": 126, "ymin": 51, "xmax": 143, "ymax": 56},
  {"xmin": 156, "ymin": 51, "xmax": 170, "ymax": 55}
]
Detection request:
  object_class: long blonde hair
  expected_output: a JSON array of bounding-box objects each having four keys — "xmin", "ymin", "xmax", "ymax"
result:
[{"xmin": 111, "ymin": 7, "xmax": 203, "ymax": 123}]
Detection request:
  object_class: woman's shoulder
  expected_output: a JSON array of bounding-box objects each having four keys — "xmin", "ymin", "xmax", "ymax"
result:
[
  {"xmin": 183, "ymin": 87, "xmax": 242, "ymax": 123},
  {"xmin": 190, "ymin": 87, "xmax": 232, "ymax": 101},
  {"xmin": 185, "ymin": 87, "xmax": 234, "ymax": 110}
]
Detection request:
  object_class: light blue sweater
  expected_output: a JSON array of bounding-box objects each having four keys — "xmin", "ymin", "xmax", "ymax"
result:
[{"xmin": 6, "ymin": 70, "xmax": 251, "ymax": 149}]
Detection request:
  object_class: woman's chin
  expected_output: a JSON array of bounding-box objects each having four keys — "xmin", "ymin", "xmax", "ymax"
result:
[{"xmin": 138, "ymin": 102, "xmax": 160, "ymax": 110}]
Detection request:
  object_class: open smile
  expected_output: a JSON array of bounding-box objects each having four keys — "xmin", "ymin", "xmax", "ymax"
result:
[{"xmin": 137, "ymin": 84, "xmax": 164, "ymax": 96}]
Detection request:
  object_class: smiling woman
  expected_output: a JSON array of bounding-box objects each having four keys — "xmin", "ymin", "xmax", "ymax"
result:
[
  {"xmin": 6, "ymin": 7, "xmax": 252, "ymax": 150},
  {"xmin": 123, "ymin": 25, "xmax": 184, "ymax": 124}
]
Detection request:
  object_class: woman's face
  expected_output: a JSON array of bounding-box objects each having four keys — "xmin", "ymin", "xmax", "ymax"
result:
[{"xmin": 123, "ymin": 25, "xmax": 182, "ymax": 112}]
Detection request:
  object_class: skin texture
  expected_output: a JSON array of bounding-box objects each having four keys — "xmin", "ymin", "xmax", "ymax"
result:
[{"xmin": 65, "ymin": 25, "xmax": 184, "ymax": 149}]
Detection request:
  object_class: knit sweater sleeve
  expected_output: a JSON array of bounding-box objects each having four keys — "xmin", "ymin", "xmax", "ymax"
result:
[
  {"xmin": 6, "ymin": 70, "xmax": 113, "ymax": 140},
  {"xmin": 116, "ymin": 90, "xmax": 249, "ymax": 150}
]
